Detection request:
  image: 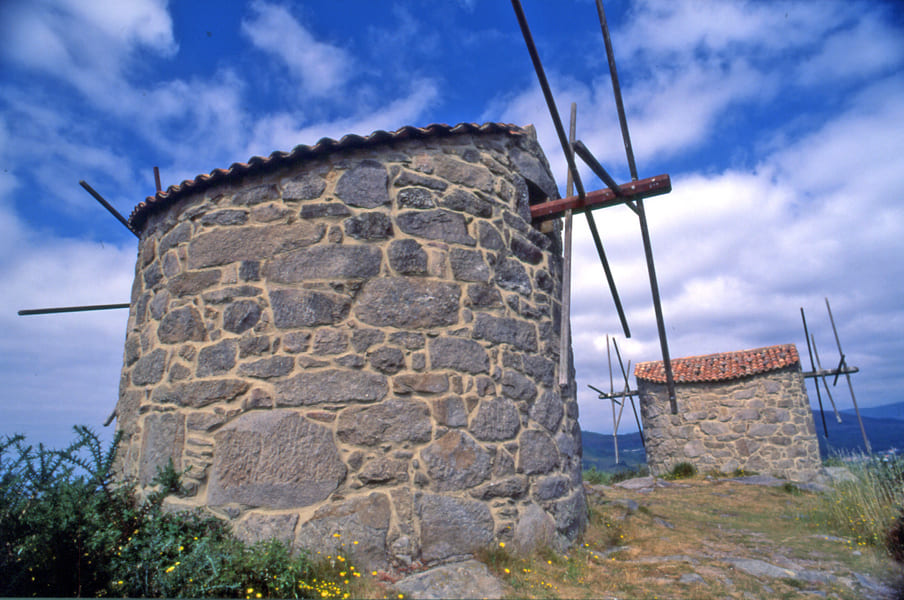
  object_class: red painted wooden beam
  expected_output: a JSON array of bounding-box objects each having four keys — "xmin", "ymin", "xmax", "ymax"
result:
[{"xmin": 530, "ymin": 174, "xmax": 671, "ymax": 221}]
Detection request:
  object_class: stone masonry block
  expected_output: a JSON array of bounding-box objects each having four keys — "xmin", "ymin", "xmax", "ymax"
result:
[
  {"xmin": 335, "ymin": 160, "xmax": 390, "ymax": 208},
  {"xmin": 428, "ymin": 337, "xmax": 489, "ymax": 374},
  {"xmin": 275, "ymin": 370, "xmax": 388, "ymax": 406},
  {"xmin": 208, "ymin": 410, "xmax": 346, "ymax": 509},
  {"xmin": 417, "ymin": 493, "xmax": 494, "ymax": 563},
  {"xmin": 421, "ymin": 430, "xmax": 491, "ymax": 491},
  {"xmin": 336, "ymin": 398, "xmax": 432, "ymax": 446},
  {"xmin": 355, "ymin": 278, "xmax": 460, "ymax": 329}
]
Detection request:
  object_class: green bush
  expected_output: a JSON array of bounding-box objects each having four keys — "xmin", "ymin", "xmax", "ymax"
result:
[
  {"xmin": 583, "ymin": 466, "xmax": 611, "ymax": 485},
  {"xmin": 0, "ymin": 427, "xmax": 125, "ymax": 596},
  {"xmin": 0, "ymin": 427, "xmax": 356, "ymax": 599},
  {"xmin": 664, "ymin": 462, "xmax": 696, "ymax": 481}
]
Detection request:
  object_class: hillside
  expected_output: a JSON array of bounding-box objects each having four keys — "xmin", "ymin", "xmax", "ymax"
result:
[
  {"xmin": 817, "ymin": 411, "xmax": 903, "ymax": 456},
  {"xmin": 841, "ymin": 400, "xmax": 904, "ymax": 422}
]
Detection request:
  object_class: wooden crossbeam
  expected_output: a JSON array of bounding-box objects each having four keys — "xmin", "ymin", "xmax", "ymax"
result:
[
  {"xmin": 530, "ymin": 174, "xmax": 671, "ymax": 222},
  {"xmin": 802, "ymin": 366, "xmax": 859, "ymax": 379}
]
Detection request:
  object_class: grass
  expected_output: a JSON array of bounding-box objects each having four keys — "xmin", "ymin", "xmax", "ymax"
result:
[
  {"xmin": 815, "ymin": 453, "xmax": 904, "ymax": 553},
  {"xmin": 480, "ymin": 463, "xmax": 903, "ymax": 599},
  {"xmin": 582, "ymin": 464, "xmax": 650, "ymax": 486}
]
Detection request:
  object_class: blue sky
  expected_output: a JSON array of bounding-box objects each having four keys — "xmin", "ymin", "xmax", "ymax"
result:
[{"xmin": 1, "ymin": 0, "xmax": 903, "ymax": 447}]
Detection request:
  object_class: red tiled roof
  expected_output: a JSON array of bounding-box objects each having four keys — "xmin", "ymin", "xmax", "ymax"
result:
[
  {"xmin": 634, "ymin": 344, "xmax": 800, "ymax": 383},
  {"xmin": 129, "ymin": 122, "xmax": 527, "ymax": 231}
]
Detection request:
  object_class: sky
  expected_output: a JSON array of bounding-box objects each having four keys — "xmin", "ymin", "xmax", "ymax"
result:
[{"xmin": 1, "ymin": 0, "xmax": 903, "ymax": 448}]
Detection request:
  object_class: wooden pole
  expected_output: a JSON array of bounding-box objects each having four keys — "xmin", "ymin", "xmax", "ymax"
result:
[
  {"xmin": 825, "ymin": 298, "xmax": 871, "ymax": 453},
  {"xmin": 607, "ymin": 334, "xmax": 614, "ymax": 396},
  {"xmin": 558, "ymin": 103, "xmax": 577, "ymax": 386},
  {"xmin": 801, "ymin": 307, "xmax": 829, "ymax": 436},
  {"xmin": 594, "ymin": 0, "xmax": 676, "ymax": 412},
  {"xmin": 811, "ymin": 333, "xmax": 843, "ymax": 423},
  {"xmin": 79, "ymin": 180, "xmax": 138, "ymax": 238}
]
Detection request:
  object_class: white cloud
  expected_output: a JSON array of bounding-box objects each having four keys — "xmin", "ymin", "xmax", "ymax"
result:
[
  {"xmin": 615, "ymin": 0, "xmax": 844, "ymax": 60},
  {"xmin": 244, "ymin": 78, "xmax": 441, "ymax": 156},
  {"xmin": 241, "ymin": 1, "xmax": 353, "ymax": 97},
  {"xmin": 0, "ymin": 0, "xmax": 175, "ymax": 95},
  {"xmin": 796, "ymin": 11, "xmax": 904, "ymax": 85},
  {"xmin": 486, "ymin": 49, "xmax": 775, "ymax": 186}
]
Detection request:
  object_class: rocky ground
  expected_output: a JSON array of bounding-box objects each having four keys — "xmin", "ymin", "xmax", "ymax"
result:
[{"xmin": 388, "ymin": 473, "xmax": 903, "ymax": 599}]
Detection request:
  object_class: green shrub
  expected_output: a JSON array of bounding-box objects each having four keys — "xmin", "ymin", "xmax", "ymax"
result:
[
  {"xmin": 583, "ymin": 467, "xmax": 611, "ymax": 485},
  {"xmin": 664, "ymin": 462, "xmax": 696, "ymax": 481},
  {"xmin": 0, "ymin": 427, "xmax": 125, "ymax": 596},
  {"xmin": 0, "ymin": 427, "xmax": 356, "ymax": 599}
]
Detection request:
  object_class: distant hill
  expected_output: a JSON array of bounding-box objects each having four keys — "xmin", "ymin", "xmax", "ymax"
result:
[
  {"xmin": 815, "ymin": 409, "xmax": 902, "ymax": 456},
  {"xmin": 582, "ymin": 406, "xmax": 903, "ymax": 472},
  {"xmin": 840, "ymin": 400, "xmax": 904, "ymax": 422},
  {"xmin": 581, "ymin": 430, "xmax": 645, "ymax": 472}
]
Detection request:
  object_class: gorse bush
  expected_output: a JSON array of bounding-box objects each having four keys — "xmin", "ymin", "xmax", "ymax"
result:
[
  {"xmin": 0, "ymin": 427, "xmax": 124, "ymax": 596},
  {"xmin": 0, "ymin": 427, "xmax": 358, "ymax": 598}
]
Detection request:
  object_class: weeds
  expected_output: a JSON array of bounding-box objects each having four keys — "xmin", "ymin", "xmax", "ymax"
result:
[
  {"xmin": 477, "ymin": 541, "xmax": 516, "ymax": 574},
  {"xmin": 781, "ymin": 482, "xmax": 802, "ymax": 496}
]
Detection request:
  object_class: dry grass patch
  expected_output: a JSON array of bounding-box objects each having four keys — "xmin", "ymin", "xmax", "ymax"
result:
[{"xmin": 484, "ymin": 475, "xmax": 901, "ymax": 599}]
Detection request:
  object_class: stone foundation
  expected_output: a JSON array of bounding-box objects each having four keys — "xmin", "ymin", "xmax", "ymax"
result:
[{"xmin": 114, "ymin": 124, "xmax": 586, "ymax": 570}]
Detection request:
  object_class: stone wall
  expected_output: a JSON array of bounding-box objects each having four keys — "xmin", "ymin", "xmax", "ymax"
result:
[
  {"xmin": 638, "ymin": 363, "xmax": 821, "ymax": 481},
  {"xmin": 114, "ymin": 124, "xmax": 586, "ymax": 571}
]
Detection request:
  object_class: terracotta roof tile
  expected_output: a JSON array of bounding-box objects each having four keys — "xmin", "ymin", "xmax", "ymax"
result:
[
  {"xmin": 634, "ymin": 344, "xmax": 800, "ymax": 384},
  {"xmin": 129, "ymin": 122, "xmax": 527, "ymax": 231}
]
